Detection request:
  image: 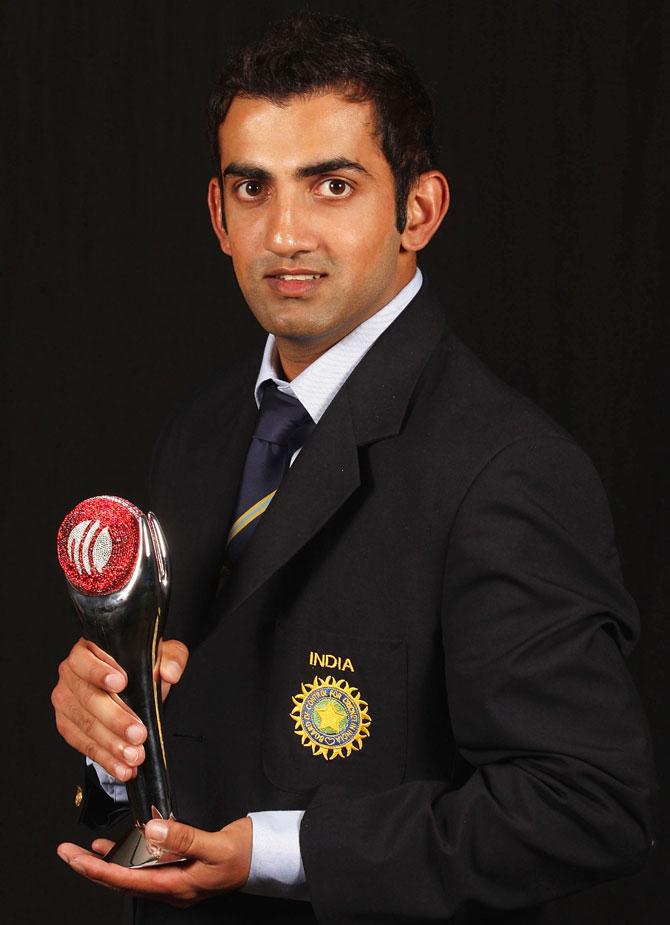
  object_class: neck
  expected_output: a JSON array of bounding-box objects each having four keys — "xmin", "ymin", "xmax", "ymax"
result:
[{"xmin": 275, "ymin": 344, "xmax": 331, "ymax": 381}]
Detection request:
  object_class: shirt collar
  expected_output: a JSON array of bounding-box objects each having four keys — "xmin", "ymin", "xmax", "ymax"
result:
[{"xmin": 254, "ymin": 267, "xmax": 423, "ymax": 422}]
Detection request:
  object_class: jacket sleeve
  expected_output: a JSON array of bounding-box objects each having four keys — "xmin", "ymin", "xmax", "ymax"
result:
[
  {"xmin": 300, "ymin": 436, "xmax": 656, "ymax": 923},
  {"xmin": 77, "ymin": 760, "xmax": 131, "ymax": 832}
]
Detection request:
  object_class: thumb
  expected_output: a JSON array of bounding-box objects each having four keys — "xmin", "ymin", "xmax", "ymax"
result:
[
  {"xmin": 144, "ymin": 818, "xmax": 213, "ymax": 860},
  {"xmin": 158, "ymin": 639, "xmax": 189, "ymax": 703},
  {"xmin": 159, "ymin": 639, "xmax": 189, "ymax": 685}
]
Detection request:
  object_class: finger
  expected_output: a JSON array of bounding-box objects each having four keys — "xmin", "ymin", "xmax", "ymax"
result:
[
  {"xmin": 51, "ymin": 682, "xmax": 147, "ymax": 774},
  {"xmin": 159, "ymin": 639, "xmax": 189, "ymax": 686},
  {"xmin": 86, "ymin": 640, "xmax": 128, "ymax": 671},
  {"xmin": 60, "ymin": 695, "xmax": 146, "ymax": 760},
  {"xmin": 58, "ymin": 842, "xmax": 103, "ymax": 872},
  {"xmin": 57, "ymin": 713, "xmax": 143, "ymax": 780},
  {"xmin": 144, "ymin": 819, "xmax": 218, "ymax": 862},
  {"xmin": 91, "ymin": 838, "xmax": 115, "ymax": 856},
  {"xmin": 58, "ymin": 843, "xmax": 132, "ymax": 889},
  {"xmin": 55, "ymin": 663, "xmax": 146, "ymax": 738},
  {"xmin": 66, "ymin": 639, "xmax": 127, "ymax": 693},
  {"xmin": 54, "ymin": 677, "xmax": 146, "ymax": 750},
  {"xmin": 108, "ymin": 690, "xmax": 148, "ymax": 725}
]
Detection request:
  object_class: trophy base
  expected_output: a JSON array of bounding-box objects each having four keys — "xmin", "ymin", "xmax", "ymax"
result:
[{"xmin": 105, "ymin": 819, "xmax": 187, "ymax": 868}]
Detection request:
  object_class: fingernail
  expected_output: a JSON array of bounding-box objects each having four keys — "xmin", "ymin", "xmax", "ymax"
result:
[
  {"xmin": 114, "ymin": 763, "xmax": 130, "ymax": 780},
  {"xmin": 57, "ymin": 847, "xmax": 69, "ymax": 863},
  {"xmin": 126, "ymin": 723, "xmax": 146, "ymax": 744},
  {"xmin": 105, "ymin": 673, "xmax": 125, "ymax": 691},
  {"xmin": 145, "ymin": 820, "xmax": 169, "ymax": 844},
  {"xmin": 122, "ymin": 746, "xmax": 140, "ymax": 763},
  {"xmin": 162, "ymin": 659, "xmax": 181, "ymax": 683}
]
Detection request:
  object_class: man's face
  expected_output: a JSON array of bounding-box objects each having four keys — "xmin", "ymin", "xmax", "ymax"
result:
[{"xmin": 210, "ymin": 92, "xmax": 415, "ymax": 355}]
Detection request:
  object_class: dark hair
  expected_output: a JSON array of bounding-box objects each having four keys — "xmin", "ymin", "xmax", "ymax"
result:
[{"xmin": 206, "ymin": 10, "xmax": 436, "ymax": 233}]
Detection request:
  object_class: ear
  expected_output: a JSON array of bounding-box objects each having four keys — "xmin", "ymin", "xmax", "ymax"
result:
[
  {"xmin": 400, "ymin": 171, "xmax": 450, "ymax": 252},
  {"xmin": 207, "ymin": 176, "xmax": 232, "ymax": 256}
]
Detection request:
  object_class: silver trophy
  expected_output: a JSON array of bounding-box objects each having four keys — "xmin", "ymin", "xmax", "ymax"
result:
[{"xmin": 57, "ymin": 495, "xmax": 184, "ymax": 867}]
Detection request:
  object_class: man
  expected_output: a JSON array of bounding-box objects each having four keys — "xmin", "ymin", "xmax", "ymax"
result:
[{"xmin": 52, "ymin": 11, "xmax": 655, "ymax": 924}]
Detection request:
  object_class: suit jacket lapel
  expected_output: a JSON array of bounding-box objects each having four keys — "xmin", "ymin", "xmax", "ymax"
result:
[
  {"xmin": 163, "ymin": 364, "xmax": 258, "ymax": 645},
  {"xmin": 217, "ymin": 282, "xmax": 446, "ymax": 620}
]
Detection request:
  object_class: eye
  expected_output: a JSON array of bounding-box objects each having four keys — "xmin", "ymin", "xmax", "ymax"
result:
[
  {"xmin": 316, "ymin": 178, "xmax": 353, "ymax": 198},
  {"xmin": 236, "ymin": 180, "xmax": 266, "ymax": 200}
]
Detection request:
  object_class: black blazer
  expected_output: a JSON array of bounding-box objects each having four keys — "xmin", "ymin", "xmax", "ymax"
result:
[{"xmin": 115, "ymin": 282, "xmax": 655, "ymax": 923}]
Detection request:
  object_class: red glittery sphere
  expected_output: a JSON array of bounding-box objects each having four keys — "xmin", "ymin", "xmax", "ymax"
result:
[{"xmin": 57, "ymin": 496, "xmax": 143, "ymax": 595}]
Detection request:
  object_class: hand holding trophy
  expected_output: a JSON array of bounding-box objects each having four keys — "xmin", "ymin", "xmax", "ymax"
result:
[{"xmin": 56, "ymin": 495, "xmax": 184, "ymax": 868}]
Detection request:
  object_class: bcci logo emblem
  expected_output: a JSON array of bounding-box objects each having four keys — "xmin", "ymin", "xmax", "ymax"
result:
[{"xmin": 291, "ymin": 675, "xmax": 371, "ymax": 760}]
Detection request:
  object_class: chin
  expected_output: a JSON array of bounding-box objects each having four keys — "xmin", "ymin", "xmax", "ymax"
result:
[
  {"xmin": 262, "ymin": 309, "xmax": 340, "ymax": 342},
  {"xmin": 270, "ymin": 322, "xmax": 333, "ymax": 342}
]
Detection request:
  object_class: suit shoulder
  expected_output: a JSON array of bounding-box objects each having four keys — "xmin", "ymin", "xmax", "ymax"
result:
[
  {"xmin": 408, "ymin": 323, "xmax": 606, "ymax": 504},
  {"xmin": 148, "ymin": 352, "xmax": 258, "ymax": 497},
  {"xmin": 158, "ymin": 352, "xmax": 259, "ymax": 440},
  {"xmin": 426, "ymin": 326, "xmax": 577, "ymax": 449}
]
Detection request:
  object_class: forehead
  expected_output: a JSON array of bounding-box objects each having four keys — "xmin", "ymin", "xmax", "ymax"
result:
[{"xmin": 217, "ymin": 92, "xmax": 384, "ymax": 169}]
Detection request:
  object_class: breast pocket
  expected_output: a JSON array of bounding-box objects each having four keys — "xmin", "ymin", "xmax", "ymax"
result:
[{"xmin": 262, "ymin": 618, "xmax": 407, "ymax": 793}]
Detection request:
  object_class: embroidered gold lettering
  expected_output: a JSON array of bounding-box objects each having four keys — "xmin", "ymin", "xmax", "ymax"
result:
[{"xmin": 308, "ymin": 651, "xmax": 355, "ymax": 672}]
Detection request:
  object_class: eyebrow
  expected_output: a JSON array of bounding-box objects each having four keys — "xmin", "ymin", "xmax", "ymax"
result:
[{"xmin": 222, "ymin": 158, "xmax": 371, "ymax": 180}]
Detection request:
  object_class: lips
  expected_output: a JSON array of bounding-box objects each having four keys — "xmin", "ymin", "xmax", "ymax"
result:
[
  {"xmin": 265, "ymin": 269, "xmax": 328, "ymax": 296},
  {"xmin": 265, "ymin": 268, "xmax": 327, "ymax": 279},
  {"xmin": 273, "ymin": 273, "xmax": 324, "ymax": 280}
]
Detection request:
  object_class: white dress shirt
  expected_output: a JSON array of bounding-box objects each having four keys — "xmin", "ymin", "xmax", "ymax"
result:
[{"xmin": 91, "ymin": 267, "xmax": 424, "ymax": 900}]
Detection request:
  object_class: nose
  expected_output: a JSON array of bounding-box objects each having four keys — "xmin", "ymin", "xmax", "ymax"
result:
[{"xmin": 263, "ymin": 189, "xmax": 318, "ymax": 257}]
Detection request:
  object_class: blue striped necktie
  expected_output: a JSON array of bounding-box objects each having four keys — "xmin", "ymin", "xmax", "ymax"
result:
[{"xmin": 225, "ymin": 382, "xmax": 314, "ymax": 563}]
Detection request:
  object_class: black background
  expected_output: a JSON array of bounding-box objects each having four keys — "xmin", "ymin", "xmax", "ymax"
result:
[{"xmin": 1, "ymin": 1, "xmax": 667, "ymax": 922}]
